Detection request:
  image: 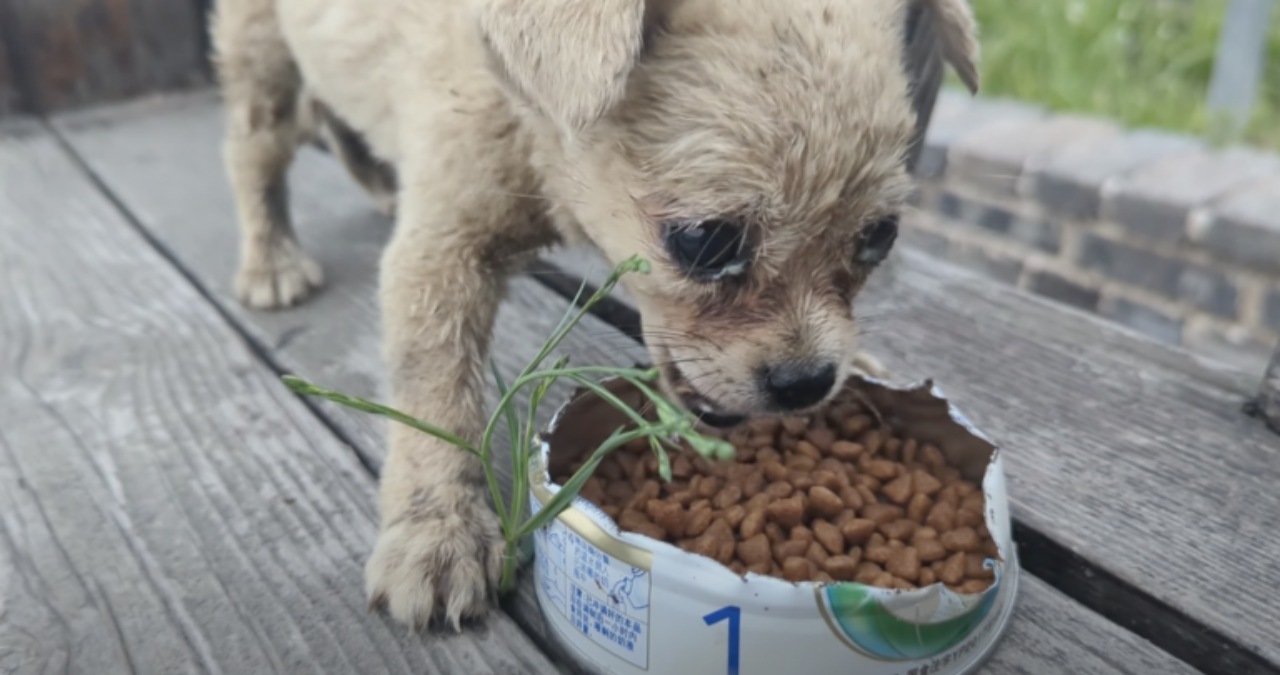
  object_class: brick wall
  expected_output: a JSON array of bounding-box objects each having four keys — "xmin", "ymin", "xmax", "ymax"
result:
[{"xmin": 906, "ymin": 90, "xmax": 1280, "ymax": 374}]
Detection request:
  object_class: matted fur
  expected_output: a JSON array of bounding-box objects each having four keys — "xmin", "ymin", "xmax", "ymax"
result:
[{"xmin": 211, "ymin": 0, "xmax": 979, "ymax": 631}]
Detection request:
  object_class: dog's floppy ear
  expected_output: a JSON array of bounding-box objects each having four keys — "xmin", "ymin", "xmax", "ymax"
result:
[
  {"xmin": 923, "ymin": 0, "xmax": 981, "ymax": 94},
  {"xmin": 470, "ymin": 0, "xmax": 648, "ymax": 132}
]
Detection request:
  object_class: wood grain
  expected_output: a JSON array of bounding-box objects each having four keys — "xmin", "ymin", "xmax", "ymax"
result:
[
  {"xmin": 0, "ymin": 120, "xmax": 557, "ymax": 674},
  {"xmin": 0, "ymin": 0, "xmax": 207, "ymax": 113},
  {"xmin": 51, "ymin": 89, "xmax": 1206, "ymax": 673}
]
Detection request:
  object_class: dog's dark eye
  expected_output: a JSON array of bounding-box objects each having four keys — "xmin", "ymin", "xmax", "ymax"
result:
[
  {"xmin": 856, "ymin": 215, "xmax": 899, "ymax": 266},
  {"xmin": 663, "ymin": 218, "xmax": 748, "ymax": 279}
]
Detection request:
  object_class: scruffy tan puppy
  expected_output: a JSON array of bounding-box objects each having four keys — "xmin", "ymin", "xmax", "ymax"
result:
[{"xmin": 211, "ymin": 0, "xmax": 979, "ymax": 631}]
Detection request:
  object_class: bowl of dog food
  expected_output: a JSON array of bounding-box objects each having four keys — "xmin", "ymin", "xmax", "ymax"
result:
[{"xmin": 527, "ymin": 375, "xmax": 1019, "ymax": 675}]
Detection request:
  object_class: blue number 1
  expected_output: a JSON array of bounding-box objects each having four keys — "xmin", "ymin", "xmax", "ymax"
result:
[{"xmin": 702, "ymin": 605, "xmax": 741, "ymax": 675}]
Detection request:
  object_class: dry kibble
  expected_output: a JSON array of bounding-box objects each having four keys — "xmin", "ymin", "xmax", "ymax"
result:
[
  {"xmin": 685, "ymin": 507, "xmax": 714, "ymax": 538},
  {"xmin": 862, "ymin": 503, "xmax": 905, "ymax": 525},
  {"xmin": 807, "ymin": 427, "xmax": 836, "ymax": 451},
  {"xmin": 830, "ymin": 440, "xmax": 863, "ymax": 461},
  {"xmin": 841, "ymin": 518, "xmax": 878, "ymax": 545},
  {"xmin": 916, "ymin": 538, "xmax": 949, "ymax": 563},
  {"xmin": 824, "ymin": 556, "xmax": 860, "ymax": 581},
  {"xmin": 713, "ymin": 485, "xmax": 742, "ymax": 510},
  {"xmin": 774, "ymin": 539, "xmax": 810, "ymax": 563},
  {"xmin": 886, "ymin": 547, "xmax": 921, "ymax": 582},
  {"xmin": 560, "ymin": 388, "xmax": 1001, "ymax": 590},
  {"xmin": 806, "ymin": 541, "xmax": 830, "ymax": 565},
  {"xmin": 813, "ymin": 520, "xmax": 845, "ymax": 555},
  {"xmin": 783, "ymin": 557, "xmax": 815, "ymax": 582},
  {"xmin": 907, "ymin": 493, "xmax": 933, "ymax": 523},
  {"xmin": 766, "ymin": 496, "xmax": 806, "ymax": 527},
  {"xmin": 738, "ymin": 534, "xmax": 773, "ymax": 566},
  {"xmin": 765, "ymin": 481, "xmax": 794, "ymax": 499},
  {"xmin": 879, "ymin": 518, "xmax": 918, "ymax": 542},
  {"xmin": 740, "ymin": 509, "xmax": 766, "ymax": 539},
  {"xmin": 926, "ymin": 501, "xmax": 957, "ymax": 531},
  {"xmin": 809, "ymin": 486, "xmax": 845, "ymax": 519},
  {"xmin": 882, "ymin": 473, "xmax": 914, "ymax": 505},
  {"xmin": 940, "ymin": 552, "xmax": 966, "ymax": 585},
  {"xmin": 865, "ymin": 459, "xmax": 899, "ymax": 481},
  {"xmin": 941, "ymin": 527, "xmax": 981, "ymax": 553}
]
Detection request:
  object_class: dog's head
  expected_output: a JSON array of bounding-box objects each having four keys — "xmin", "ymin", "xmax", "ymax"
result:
[{"xmin": 473, "ymin": 0, "xmax": 979, "ymax": 425}]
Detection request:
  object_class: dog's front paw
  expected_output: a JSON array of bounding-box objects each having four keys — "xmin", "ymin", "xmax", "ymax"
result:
[
  {"xmin": 235, "ymin": 239, "xmax": 323, "ymax": 310},
  {"xmin": 365, "ymin": 489, "xmax": 504, "ymax": 632}
]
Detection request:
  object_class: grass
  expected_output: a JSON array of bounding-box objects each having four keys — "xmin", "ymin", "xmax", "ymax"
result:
[{"xmin": 958, "ymin": 0, "xmax": 1280, "ymax": 150}]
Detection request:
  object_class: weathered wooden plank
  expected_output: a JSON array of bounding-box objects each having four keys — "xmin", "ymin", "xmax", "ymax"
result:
[
  {"xmin": 546, "ymin": 239, "xmax": 1280, "ymax": 672},
  {"xmin": 53, "ymin": 89, "xmax": 1203, "ymax": 674},
  {"xmin": 0, "ymin": 119, "xmax": 556, "ymax": 674},
  {"xmin": 0, "ymin": 0, "xmax": 207, "ymax": 114}
]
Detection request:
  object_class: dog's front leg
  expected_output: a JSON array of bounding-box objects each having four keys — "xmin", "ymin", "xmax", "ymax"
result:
[{"xmin": 366, "ymin": 200, "xmax": 515, "ymax": 631}]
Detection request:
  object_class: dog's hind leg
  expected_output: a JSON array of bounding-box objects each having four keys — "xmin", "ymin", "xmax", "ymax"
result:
[
  {"xmin": 310, "ymin": 98, "xmax": 399, "ymax": 218},
  {"xmin": 211, "ymin": 0, "xmax": 323, "ymax": 309}
]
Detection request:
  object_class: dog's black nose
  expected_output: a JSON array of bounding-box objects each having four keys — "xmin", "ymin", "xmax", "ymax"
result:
[{"xmin": 763, "ymin": 362, "xmax": 837, "ymax": 410}]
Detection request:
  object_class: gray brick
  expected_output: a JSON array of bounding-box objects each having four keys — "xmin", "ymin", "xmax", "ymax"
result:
[
  {"xmin": 1104, "ymin": 148, "xmax": 1280, "ymax": 243},
  {"xmin": 1198, "ymin": 174, "xmax": 1280, "ymax": 272},
  {"xmin": 1009, "ymin": 216, "xmax": 1062, "ymax": 254},
  {"xmin": 918, "ymin": 94, "xmax": 1045, "ymax": 179},
  {"xmin": 1025, "ymin": 269, "xmax": 1100, "ymax": 311},
  {"xmin": 949, "ymin": 114, "xmax": 1119, "ymax": 195},
  {"xmin": 945, "ymin": 241, "xmax": 1024, "ymax": 284},
  {"xmin": 937, "ymin": 190, "xmax": 964, "ymax": 219},
  {"xmin": 1077, "ymin": 234, "xmax": 1238, "ymax": 317},
  {"xmin": 1030, "ymin": 129, "xmax": 1202, "ymax": 220},
  {"xmin": 1266, "ymin": 288, "xmax": 1280, "ymax": 333},
  {"xmin": 1099, "ymin": 296, "xmax": 1184, "ymax": 346},
  {"xmin": 975, "ymin": 203, "xmax": 1013, "ymax": 234}
]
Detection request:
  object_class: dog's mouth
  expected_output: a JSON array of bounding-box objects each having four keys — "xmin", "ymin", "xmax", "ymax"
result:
[{"xmin": 658, "ymin": 358, "xmax": 747, "ymax": 429}]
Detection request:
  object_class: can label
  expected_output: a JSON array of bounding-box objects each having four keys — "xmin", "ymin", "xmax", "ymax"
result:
[{"xmin": 532, "ymin": 494, "xmax": 653, "ymax": 668}]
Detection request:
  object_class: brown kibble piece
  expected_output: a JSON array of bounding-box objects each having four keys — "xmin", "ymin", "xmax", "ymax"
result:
[
  {"xmin": 913, "ymin": 469, "xmax": 943, "ymax": 497},
  {"xmin": 763, "ymin": 462, "xmax": 789, "ymax": 482},
  {"xmin": 813, "ymin": 520, "xmax": 844, "ymax": 555},
  {"xmin": 865, "ymin": 459, "xmax": 899, "ymax": 481},
  {"xmin": 737, "ymin": 535, "xmax": 773, "ymax": 568},
  {"xmin": 926, "ymin": 501, "xmax": 957, "ymax": 531},
  {"xmin": 783, "ymin": 557, "xmax": 814, "ymax": 582},
  {"xmin": 841, "ymin": 518, "xmax": 877, "ymax": 545},
  {"xmin": 809, "ymin": 486, "xmax": 845, "ymax": 519},
  {"xmin": 646, "ymin": 500, "xmax": 687, "ymax": 538},
  {"xmin": 919, "ymin": 568, "xmax": 937, "ymax": 587},
  {"xmin": 907, "ymin": 493, "xmax": 933, "ymax": 523},
  {"xmin": 774, "ymin": 539, "xmax": 809, "ymax": 564},
  {"xmin": 812, "ymin": 470, "xmax": 843, "ymax": 492},
  {"xmin": 824, "ymin": 556, "xmax": 860, "ymax": 581},
  {"xmin": 855, "ymin": 562, "xmax": 884, "ymax": 585},
  {"xmin": 671, "ymin": 455, "xmax": 692, "ymax": 478},
  {"xmin": 839, "ymin": 485, "xmax": 865, "ymax": 511},
  {"xmin": 806, "ymin": 541, "xmax": 830, "ymax": 565},
  {"xmin": 740, "ymin": 509, "xmax": 766, "ymax": 539},
  {"xmin": 940, "ymin": 552, "xmax": 965, "ymax": 585},
  {"xmin": 723, "ymin": 504, "xmax": 747, "ymax": 529},
  {"xmin": 790, "ymin": 525, "xmax": 814, "ymax": 544},
  {"xmin": 879, "ymin": 518, "xmax": 917, "ymax": 542},
  {"xmin": 807, "ymin": 427, "xmax": 836, "ymax": 451},
  {"xmin": 631, "ymin": 523, "xmax": 667, "ymax": 540},
  {"xmin": 713, "ymin": 485, "xmax": 742, "ymax": 510},
  {"xmin": 916, "ymin": 538, "xmax": 948, "ymax": 563},
  {"xmin": 921, "ymin": 444, "xmax": 946, "ymax": 471},
  {"xmin": 882, "ymin": 473, "xmax": 914, "ymax": 505},
  {"xmin": 765, "ymin": 481, "xmax": 794, "ymax": 499},
  {"xmin": 766, "ymin": 496, "xmax": 806, "ymax": 528},
  {"xmin": 886, "ymin": 547, "xmax": 921, "ymax": 582},
  {"xmin": 941, "ymin": 527, "xmax": 981, "ymax": 553},
  {"xmin": 685, "ymin": 508, "xmax": 714, "ymax": 538},
  {"xmin": 794, "ymin": 440, "xmax": 823, "ymax": 460},
  {"xmin": 956, "ymin": 507, "xmax": 984, "ymax": 529},
  {"xmin": 865, "ymin": 543, "xmax": 893, "ymax": 564},
  {"xmin": 830, "ymin": 440, "xmax": 863, "ymax": 461},
  {"xmin": 862, "ymin": 503, "xmax": 905, "ymax": 525},
  {"xmin": 765, "ymin": 522, "xmax": 786, "ymax": 544}
]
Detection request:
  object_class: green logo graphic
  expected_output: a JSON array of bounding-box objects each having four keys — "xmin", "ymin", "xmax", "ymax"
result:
[{"xmin": 821, "ymin": 577, "xmax": 999, "ymax": 660}]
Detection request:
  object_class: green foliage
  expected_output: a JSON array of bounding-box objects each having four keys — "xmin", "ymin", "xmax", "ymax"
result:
[{"xmin": 960, "ymin": 0, "xmax": 1280, "ymax": 148}]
